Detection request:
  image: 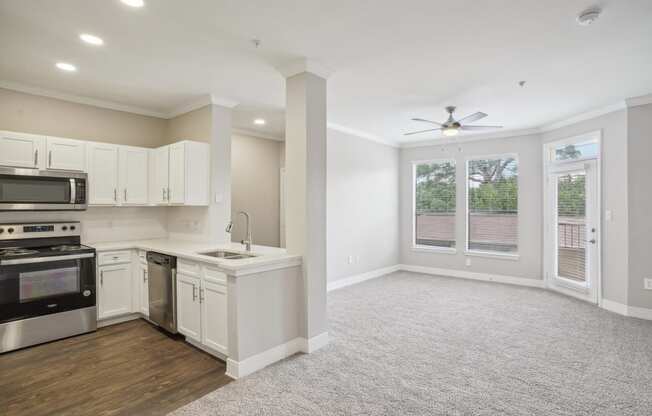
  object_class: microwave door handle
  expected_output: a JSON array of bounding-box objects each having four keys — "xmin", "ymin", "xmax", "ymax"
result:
[{"xmin": 70, "ymin": 179, "xmax": 76, "ymax": 203}]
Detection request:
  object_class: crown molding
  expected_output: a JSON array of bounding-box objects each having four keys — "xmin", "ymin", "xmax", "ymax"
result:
[
  {"xmin": 167, "ymin": 94, "xmax": 239, "ymax": 118},
  {"xmin": 625, "ymin": 93, "xmax": 652, "ymax": 108},
  {"xmin": 278, "ymin": 58, "xmax": 334, "ymax": 79},
  {"xmin": 327, "ymin": 122, "xmax": 398, "ymax": 148},
  {"xmin": 233, "ymin": 127, "xmax": 284, "ymax": 142},
  {"xmin": 538, "ymin": 101, "xmax": 627, "ymax": 133},
  {"xmin": 0, "ymin": 80, "xmax": 169, "ymax": 118}
]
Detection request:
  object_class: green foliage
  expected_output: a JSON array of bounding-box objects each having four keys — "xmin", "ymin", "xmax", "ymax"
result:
[
  {"xmin": 468, "ymin": 158, "xmax": 518, "ymax": 213},
  {"xmin": 415, "ymin": 162, "xmax": 455, "ymax": 213},
  {"xmin": 556, "ymin": 145, "xmax": 581, "ymax": 160},
  {"xmin": 557, "ymin": 174, "xmax": 585, "ymax": 216}
]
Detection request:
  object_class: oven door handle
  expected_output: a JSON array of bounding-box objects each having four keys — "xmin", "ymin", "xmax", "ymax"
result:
[{"xmin": 1, "ymin": 253, "xmax": 95, "ymax": 265}]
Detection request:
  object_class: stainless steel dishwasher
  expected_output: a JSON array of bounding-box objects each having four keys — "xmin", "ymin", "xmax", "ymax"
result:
[{"xmin": 147, "ymin": 252, "xmax": 177, "ymax": 334}]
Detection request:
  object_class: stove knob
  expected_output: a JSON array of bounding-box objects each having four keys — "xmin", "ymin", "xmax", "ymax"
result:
[
  {"xmin": 62, "ymin": 226, "xmax": 68, "ymax": 231},
  {"xmin": 70, "ymin": 226, "xmax": 76, "ymax": 231},
  {"xmin": 0, "ymin": 228, "xmax": 4, "ymax": 234},
  {"xmin": 7, "ymin": 228, "xmax": 14, "ymax": 234}
]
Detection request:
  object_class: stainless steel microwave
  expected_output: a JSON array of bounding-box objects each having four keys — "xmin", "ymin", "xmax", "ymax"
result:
[{"xmin": 0, "ymin": 167, "xmax": 87, "ymax": 211}]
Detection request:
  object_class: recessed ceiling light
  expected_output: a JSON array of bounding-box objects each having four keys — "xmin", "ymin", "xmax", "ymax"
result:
[
  {"xmin": 79, "ymin": 33, "xmax": 104, "ymax": 46},
  {"xmin": 55, "ymin": 62, "xmax": 77, "ymax": 72},
  {"xmin": 121, "ymin": 0, "xmax": 145, "ymax": 8},
  {"xmin": 254, "ymin": 119, "xmax": 266, "ymax": 125}
]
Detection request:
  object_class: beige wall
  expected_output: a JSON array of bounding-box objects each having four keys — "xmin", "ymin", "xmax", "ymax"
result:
[
  {"xmin": 164, "ymin": 105, "xmax": 212, "ymax": 144},
  {"xmin": 0, "ymin": 88, "xmax": 167, "ymax": 147},
  {"xmin": 231, "ymin": 133, "xmax": 282, "ymax": 247}
]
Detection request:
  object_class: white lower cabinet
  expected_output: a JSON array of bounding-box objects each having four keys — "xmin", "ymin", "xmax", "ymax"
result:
[
  {"xmin": 98, "ymin": 263, "xmax": 132, "ymax": 320},
  {"xmin": 176, "ymin": 264, "xmax": 228, "ymax": 355},
  {"xmin": 137, "ymin": 261, "xmax": 149, "ymax": 316},
  {"xmin": 201, "ymin": 279, "xmax": 228, "ymax": 354},
  {"xmin": 177, "ymin": 273, "xmax": 202, "ymax": 342}
]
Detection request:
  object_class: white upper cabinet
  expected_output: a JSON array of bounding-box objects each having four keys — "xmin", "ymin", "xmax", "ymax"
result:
[
  {"xmin": 150, "ymin": 146, "xmax": 170, "ymax": 204},
  {"xmin": 119, "ymin": 146, "xmax": 149, "ymax": 205},
  {"xmin": 0, "ymin": 131, "xmax": 44, "ymax": 169},
  {"xmin": 87, "ymin": 143, "xmax": 119, "ymax": 205},
  {"xmin": 168, "ymin": 142, "xmax": 186, "ymax": 204},
  {"xmin": 46, "ymin": 137, "xmax": 86, "ymax": 171},
  {"xmin": 149, "ymin": 141, "xmax": 209, "ymax": 206}
]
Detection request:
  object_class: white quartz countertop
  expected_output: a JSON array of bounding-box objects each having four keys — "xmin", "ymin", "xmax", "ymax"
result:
[{"xmin": 87, "ymin": 239, "xmax": 302, "ymax": 276}]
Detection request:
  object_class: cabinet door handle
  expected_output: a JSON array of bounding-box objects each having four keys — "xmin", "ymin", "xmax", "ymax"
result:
[
  {"xmin": 199, "ymin": 288, "xmax": 205, "ymax": 303},
  {"xmin": 100, "ymin": 270, "xmax": 104, "ymax": 286},
  {"xmin": 167, "ymin": 187, "xmax": 171, "ymax": 201},
  {"xmin": 48, "ymin": 150, "xmax": 52, "ymax": 168},
  {"xmin": 114, "ymin": 188, "xmax": 117, "ymax": 202},
  {"xmin": 124, "ymin": 188, "xmax": 127, "ymax": 202},
  {"xmin": 143, "ymin": 270, "xmax": 148, "ymax": 282},
  {"xmin": 192, "ymin": 284, "xmax": 197, "ymax": 301},
  {"xmin": 162, "ymin": 188, "xmax": 166, "ymax": 201},
  {"xmin": 34, "ymin": 149, "xmax": 39, "ymax": 166}
]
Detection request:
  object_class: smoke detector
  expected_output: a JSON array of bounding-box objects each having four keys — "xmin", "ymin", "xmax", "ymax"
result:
[{"xmin": 577, "ymin": 7, "xmax": 602, "ymax": 26}]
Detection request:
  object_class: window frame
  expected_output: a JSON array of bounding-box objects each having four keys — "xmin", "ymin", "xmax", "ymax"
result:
[
  {"xmin": 546, "ymin": 131, "xmax": 600, "ymax": 165},
  {"xmin": 464, "ymin": 153, "xmax": 520, "ymax": 259},
  {"xmin": 411, "ymin": 159, "xmax": 457, "ymax": 254}
]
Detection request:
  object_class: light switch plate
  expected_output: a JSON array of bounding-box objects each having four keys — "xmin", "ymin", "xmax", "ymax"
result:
[{"xmin": 644, "ymin": 278, "xmax": 652, "ymax": 290}]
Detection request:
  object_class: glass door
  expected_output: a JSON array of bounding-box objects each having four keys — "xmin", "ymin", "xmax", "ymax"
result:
[{"xmin": 546, "ymin": 160, "xmax": 599, "ymax": 303}]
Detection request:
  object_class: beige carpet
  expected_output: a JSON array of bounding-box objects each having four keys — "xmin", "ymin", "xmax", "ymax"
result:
[{"xmin": 171, "ymin": 271, "xmax": 652, "ymax": 415}]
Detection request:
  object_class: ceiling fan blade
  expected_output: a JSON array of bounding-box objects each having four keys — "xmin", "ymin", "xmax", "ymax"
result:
[
  {"xmin": 404, "ymin": 128, "xmax": 442, "ymax": 136},
  {"xmin": 457, "ymin": 112, "xmax": 487, "ymax": 124},
  {"xmin": 460, "ymin": 125, "xmax": 503, "ymax": 131},
  {"xmin": 411, "ymin": 118, "xmax": 443, "ymax": 126}
]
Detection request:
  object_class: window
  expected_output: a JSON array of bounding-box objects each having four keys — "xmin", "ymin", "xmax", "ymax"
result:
[
  {"xmin": 467, "ymin": 157, "xmax": 518, "ymax": 254},
  {"xmin": 554, "ymin": 141, "xmax": 599, "ymax": 161},
  {"xmin": 414, "ymin": 160, "xmax": 456, "ymax": 248}
]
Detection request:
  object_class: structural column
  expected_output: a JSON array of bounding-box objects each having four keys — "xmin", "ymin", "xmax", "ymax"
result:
[
  {"xmin": 209, "ymin": 102, "xmax": 234, "ymax": 243},
  {"xmin": 283, "ymin": 60, "xmax": 330, "ymax": 348}
]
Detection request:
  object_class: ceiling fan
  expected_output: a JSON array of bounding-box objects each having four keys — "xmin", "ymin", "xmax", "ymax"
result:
[{"xmin": 405, "ymin": 106, "xmax": 503, "ymax": 137}]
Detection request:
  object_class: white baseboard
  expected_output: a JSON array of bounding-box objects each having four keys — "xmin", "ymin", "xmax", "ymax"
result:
[
  {"xmin": 327, "ymin": 265, "xmax": 401, "ymax": 292},
  {"xmin": 602, "ymin": 299, "xmax": 652, "ymax": 320},
  {"xmin": 225, "ymin": 332, "xmax": 329, "ymax": 380},
  {"xmin": 399, "ymin": 264, "xmax": 546, "ymax": 288},
  {"xmin": 97, "ymin": 313, "xmax": 141, "ymax": 328},
  {"xmin": 300, "ymin": 331, "xmax": 329, "ymax": 353}
]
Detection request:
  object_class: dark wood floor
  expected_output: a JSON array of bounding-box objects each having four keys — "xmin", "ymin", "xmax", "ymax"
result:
[{"xmin": 0, "ymin": 319, "xmax": 231, "ymax": 416}]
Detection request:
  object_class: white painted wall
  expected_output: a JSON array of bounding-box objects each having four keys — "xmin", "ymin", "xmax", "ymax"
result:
[
  {"xmin": 399, "ymin": 134, "xmax": 543, "ymax": 281},
  {"xmin": 627, "ymin": 103, "xmax": 652, "ymax": 309},
  {"xmin": 541, "ymin": 110, "xmax": 629, "ymax": 305},
  {"xmin": 327, "ymin": 129, "xmax": 400, "ymax": 282}
]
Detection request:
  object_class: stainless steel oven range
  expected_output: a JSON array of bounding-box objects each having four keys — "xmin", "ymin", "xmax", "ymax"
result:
[{"xmin": 0, "ymin": 221, "xmax": 96, "ymax": 353}]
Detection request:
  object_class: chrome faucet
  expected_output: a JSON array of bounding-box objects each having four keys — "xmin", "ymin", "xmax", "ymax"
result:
[{"xmin": 225, "ymin": 211, "xmax": 252, "ymax": 251}]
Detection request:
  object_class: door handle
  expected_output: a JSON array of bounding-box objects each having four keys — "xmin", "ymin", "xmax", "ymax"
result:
[
  {"xmin": 34, "ymin": 149, "xmax": 39, "ymax": 166},
  {"xmin": 124, "ymin": 188, "xmax": 127, "ymax": 202},
  {"xmin": 585, "ymin": 239, "xmax": 596, "ymax": 244},
  {"xmin": 48, "ymin": 150, "xmax": 52, "ymax": 168}
]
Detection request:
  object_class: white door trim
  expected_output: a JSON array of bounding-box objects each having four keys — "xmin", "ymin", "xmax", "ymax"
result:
[{"xmin": 543, "ymin": 134, "xmax": 602, "ymax": 306}]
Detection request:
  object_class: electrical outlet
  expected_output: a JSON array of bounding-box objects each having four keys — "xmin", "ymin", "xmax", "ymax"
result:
[
  {"xmin": 465, "ymin": 257, "xmax": 471, "ymax": 267},
  {"xmin": 644, "ymin": 278, "xmax": 652, "ymax": 290},
  {"xmin": 347, "ymin": 255, "xmax": 354, "ymax": 264}
]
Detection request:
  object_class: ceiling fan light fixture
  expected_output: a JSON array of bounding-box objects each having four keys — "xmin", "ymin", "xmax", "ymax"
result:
[{"xmin": 442, "ymin": 127, "xmax": 459, "ymax": 137}]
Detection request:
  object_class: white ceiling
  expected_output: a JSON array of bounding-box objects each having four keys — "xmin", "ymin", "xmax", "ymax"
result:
[{"xmin": 1, "ymin": 0, "xmax": 651, "ymax": 144}]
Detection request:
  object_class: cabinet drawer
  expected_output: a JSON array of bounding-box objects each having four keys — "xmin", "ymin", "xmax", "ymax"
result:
[
  {"xmin": 98, "ymin": 250, "xmax": 132, "ymax": 266},
  {"xmin": 178, "ymin": 259, "xmax": 200, "ymax": 276},
  {"xmin": 203, "ymin": 266, "xmax": 227, "ymax": 284}
]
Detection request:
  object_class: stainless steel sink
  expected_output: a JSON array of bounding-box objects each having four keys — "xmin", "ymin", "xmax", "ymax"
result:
[{"xmin": 199, "ymin": 250, "xmax": 256, "ymax": 260}]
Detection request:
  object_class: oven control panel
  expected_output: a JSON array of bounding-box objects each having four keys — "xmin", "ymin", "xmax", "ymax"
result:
[{"xmin": 0, "ymin": 222, "xmax": 80, "ymax": 240}]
